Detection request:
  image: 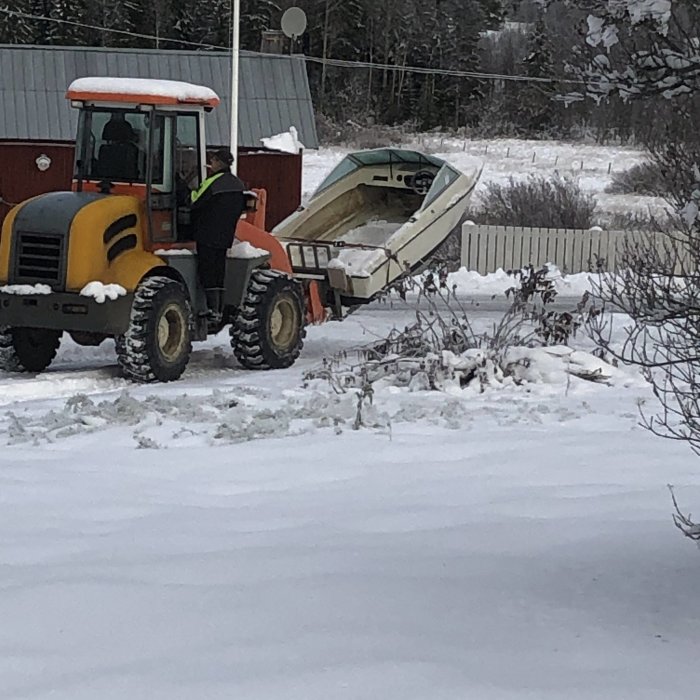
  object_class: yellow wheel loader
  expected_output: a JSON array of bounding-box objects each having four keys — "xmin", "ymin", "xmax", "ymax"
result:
[{"xmin": 0, "ymin": 77, "xmax": 324, "ymax": 382}]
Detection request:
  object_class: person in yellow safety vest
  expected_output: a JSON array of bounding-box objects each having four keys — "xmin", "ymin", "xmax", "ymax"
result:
[{"xmin": 189, "ymin": 149, "xmax": 246, "ymax": 319}]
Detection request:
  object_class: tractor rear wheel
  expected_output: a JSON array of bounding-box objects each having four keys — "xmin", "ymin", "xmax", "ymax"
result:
[
  {"xmin": 230, "ymin": 269, "xmax": 305, "ymax": 369},
  {"xmin": 116, "ymin": 276, "xmax": 192, "ymax": 383},
  {"xmin": 0, "ymin": 326, "xmax": 61, "ymax": 373}
]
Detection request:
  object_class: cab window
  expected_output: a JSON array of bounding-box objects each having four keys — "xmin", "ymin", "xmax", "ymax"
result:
[
  {"xmin": 175, "ymin": 114, "xmax": 200, "ymax": 190},
  {"xmin": 76, "ymin": 109, "xmax": 149, "ymax": 183}
]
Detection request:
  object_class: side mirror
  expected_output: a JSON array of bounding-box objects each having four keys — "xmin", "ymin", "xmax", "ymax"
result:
[{"xmin": 244, "ymin": 190, "xmax": 258, "ymax": 213}]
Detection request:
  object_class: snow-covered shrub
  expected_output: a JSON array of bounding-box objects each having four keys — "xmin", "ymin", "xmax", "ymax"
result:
[
  {"xmin": 604, "ymin": 211, "xmax": 667, "ymax": 233},
  {"xmin": 606, "ymin": 162, "xmax": 671, "ymax": 197},
  {"xmin": 307, "ymin": 265, "xmax": 601, "ymax": 394},
  {"xmin": 471, "ymin": 175, "xmax": 597, "ymax": 229}
]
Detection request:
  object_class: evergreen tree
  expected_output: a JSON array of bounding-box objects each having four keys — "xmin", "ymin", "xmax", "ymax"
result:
[
  {"xmin": 516, "ymin": 17, "xmax": 556, "ymax": 134},
  {"xmin": 84, "ymin": 0, "xmax": 140, "ymax": 47},
  {"xmin": 478, "ymin": 0, "xmax": 505, "ymax": 28},
  {"xmin": 240, "ymin": 0, "xmax": 280, "ymax": 51},
  {"xmin": 168, "ymin": 0, "xmax": 199, "ymax": 47},
  {"xmin": 21, "ymin": 0, "xmax": 48, "ymax": 43},
  {"xmin": 0, "ymin": 0, "xmax": 36, "ymax": 44},
  {"xmin": 46, "ymin": 0, "xmax": 90, "ymax": 45}
]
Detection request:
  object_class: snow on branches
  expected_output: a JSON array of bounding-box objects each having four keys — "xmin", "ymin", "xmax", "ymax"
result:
[
  {"xmin": 568, "ymin": 0, "xmax": 699, "ymax": 103},
  {"xmin": 305, "ymin": 266, "xmax": 606, "ymax": 396},
  {"xmin": 586, "ymin": 0, "xmax": 673, "ymax": 40},
  {"xmin": 565, "ymin": 0, "xmax": 700, "ymax": 230}
]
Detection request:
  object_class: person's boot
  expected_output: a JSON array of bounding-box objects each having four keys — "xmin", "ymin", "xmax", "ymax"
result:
[{"xmin": 204, "ymin": 288, "xmax": 224, "ymax": 324}]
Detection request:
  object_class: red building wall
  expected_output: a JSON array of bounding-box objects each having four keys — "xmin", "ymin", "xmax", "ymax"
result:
[
  {"xmin": 0, "ymin": 142, "xmax": 302, "ymax": 231},
  {"xmin": 237, "ymin": 148, "xmax": 303, "ymax": 231},
  {"xmin": 0, "ymin": 143, "xmax": 75, "ymax": 224}
]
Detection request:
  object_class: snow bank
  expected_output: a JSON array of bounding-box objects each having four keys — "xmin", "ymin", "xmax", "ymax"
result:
[
  {"xmin": 0, "ymin": 284, "xmax": 52, "ymax": 295},
  {"xmin": 261, "ymin": 126, "xmax": 305, "ymax": 154},
  {"xmin": 68, "ymin": 77, "xmax": 219, "ymax": 104},
  {"xmin": 503, "ymin": 346, "xmax": 620, "ymax": 385},
  {"xmin": 446, "ymin": 265, "xmax": 598, "ymax": 297},
  {"xmin": 80, "ymin": 282, "xmax": 127, "ymax": 304},
  {"xmin": 227, "ymin": 241, "xmax": 269, "ymax": 259}
]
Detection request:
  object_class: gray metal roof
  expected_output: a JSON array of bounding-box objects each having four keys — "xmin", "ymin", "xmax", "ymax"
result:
[{"xmin": 0, "ymin": 44, "xmax": 318, "ymax": 149}]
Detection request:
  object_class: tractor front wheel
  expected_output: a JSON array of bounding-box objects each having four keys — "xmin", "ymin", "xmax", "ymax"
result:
[
  {"xmin": 116, "ymin": 276, "xmax": 192, "ymax": 383},
  {"xmin": 230, "ymin": 269, "xmax": 305, "ymax": 369},
  {"xmin": 0, "ymin": 327, "xmax": 61, "ymax": 373}
]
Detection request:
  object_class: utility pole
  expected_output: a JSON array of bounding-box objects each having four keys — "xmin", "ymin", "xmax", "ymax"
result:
[{"xmin": 230, "ymin": 0, "xmax": 240, "ymax": 175}]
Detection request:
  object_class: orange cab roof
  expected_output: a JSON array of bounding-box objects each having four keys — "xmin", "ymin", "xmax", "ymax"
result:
[{"xmin": 66, "ymin": 77, "xmax": 220, "ymax": 108}]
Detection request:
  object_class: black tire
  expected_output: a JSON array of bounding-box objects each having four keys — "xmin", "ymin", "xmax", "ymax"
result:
[
  {"xmin": 230, "ymin": 269, "xmax": 305, "ymax": 370},
  {"xmin": 115, "ymin": 276, "xmax": 192, "ymax": 383},
  {"xmin": 0, "ymin": 326, "xmax": 61, "ymax": 373},
  {"xmin": 69, "ymin": 331, "xmax": 107, "ymax": 347}
]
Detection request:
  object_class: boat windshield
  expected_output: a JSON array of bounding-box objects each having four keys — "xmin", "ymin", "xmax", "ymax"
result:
[
  {"xmin": 421, "ymin": 164, "xmax": 462, "ymax": 209},
  {"xmin": 313, "ymin": 157, "xmax": 360, "ymax": 196},
  {"xmin": 312, "ymin": 149, "xmax": 445, "ymax": 198}
]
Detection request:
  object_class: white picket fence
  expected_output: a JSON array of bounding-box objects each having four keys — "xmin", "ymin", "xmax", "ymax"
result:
[{"xmin": 460, "ymin": 224, "xmax": 658, "ymax": 275}]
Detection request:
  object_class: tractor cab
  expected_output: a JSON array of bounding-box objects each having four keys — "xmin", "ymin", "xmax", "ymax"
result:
[{"xmin": 68, "ymin": 77, "xmax": 217, "ymax": 245}]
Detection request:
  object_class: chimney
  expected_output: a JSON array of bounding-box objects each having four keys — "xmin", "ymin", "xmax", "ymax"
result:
[{"xmin": 260, "ymin": 30, "xmax": 287, "ymax": 54}]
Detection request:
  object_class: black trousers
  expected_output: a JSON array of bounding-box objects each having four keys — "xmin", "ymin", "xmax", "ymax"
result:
[{"xmin": 197, "ymin": 244, "xmax": 227, "ymax": 289}]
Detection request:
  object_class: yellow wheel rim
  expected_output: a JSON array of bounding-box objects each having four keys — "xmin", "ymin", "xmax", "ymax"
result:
[
  {"xmin": 157, "ymin": 303, "xmax": 187, "ymax": 362},
  {"xmin": 269, "ymin": 296, "xmax": 299, "ymax": 351}
]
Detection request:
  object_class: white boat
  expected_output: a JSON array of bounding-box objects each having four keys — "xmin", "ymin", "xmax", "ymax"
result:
[{"xmin": 273, "ymin": 148, "xmax": 481, "ymax": 303}]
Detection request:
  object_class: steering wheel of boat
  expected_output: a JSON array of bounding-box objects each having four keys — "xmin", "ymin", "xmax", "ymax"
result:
[{"xmin": 410, "ymin": 170, "xmax": 435, "ymax": 196}]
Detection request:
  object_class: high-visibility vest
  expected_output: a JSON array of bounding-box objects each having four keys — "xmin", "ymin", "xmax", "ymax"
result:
[{"xmin": 190, "ymin": 172, "xmax": 224, "ymax": 204}]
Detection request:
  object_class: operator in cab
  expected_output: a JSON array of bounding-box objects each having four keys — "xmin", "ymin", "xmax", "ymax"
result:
[{"xmin": 189, "ymin": 149, "xmax": 247, "ymax": 318}]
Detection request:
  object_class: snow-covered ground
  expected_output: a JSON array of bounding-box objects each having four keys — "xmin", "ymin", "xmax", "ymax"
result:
[
  {"xmin": 1, "ymin": 143, "xmax": 698, "ymax": 698},
  {"xmin": 2, "ymin": 290, "xmax": 700, "ymax": 699},
  {"xmin": 303, "ymin": 136, "xmax": 668, "ymax": 223}
]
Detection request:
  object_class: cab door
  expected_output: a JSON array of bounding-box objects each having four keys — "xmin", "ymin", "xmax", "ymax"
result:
[
  {"xmin": 173, "ymin": 113, "xmax": 201, "ymax": 242},
  {"xmin": 145, "ymin": 112, "xmax": 175, "ymax": 245},
  {"xmin": 146, "ymin": 112, "xmax": 202, "ymax": 246}
]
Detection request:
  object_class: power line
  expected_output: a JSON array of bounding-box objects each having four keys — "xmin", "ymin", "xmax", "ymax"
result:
[
  {"xmin": 0, "ymin": 7, "xmax": 585, "ymax": 86},
  {"xmin": 0, "ymin": 8, "xmax": 220, "ymax": 50},
  {"xmin": 304, "ymin": 55, "xmax": 585, "ymax": 85}
]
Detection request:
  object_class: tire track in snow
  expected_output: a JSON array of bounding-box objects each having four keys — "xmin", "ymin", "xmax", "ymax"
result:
[{"xmin": 0, "ymin": 349, "xmax": 253, "ymax": 407}]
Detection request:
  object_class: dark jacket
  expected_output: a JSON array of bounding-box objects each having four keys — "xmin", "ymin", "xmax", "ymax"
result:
[{"xmin": 190, "ymin": 170, "xmax": 246, "ymax": 248}]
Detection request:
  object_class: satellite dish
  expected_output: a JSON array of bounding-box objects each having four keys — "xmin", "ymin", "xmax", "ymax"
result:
[{"xmin": 281, "ymin": 7, "xmax": 307, "ymax": 39}]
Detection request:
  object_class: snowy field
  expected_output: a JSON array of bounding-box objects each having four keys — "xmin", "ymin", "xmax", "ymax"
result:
[
  {"xmin": 303, "ymin": 136, "xmax": 668, "ymax": 223},
  {"xmin": 2, "ymin": 294, "xmax": 700, "ymax": 699},
  {"xmin": 2, "ymin": 141, "xmax": 700, "ymax": 698}
]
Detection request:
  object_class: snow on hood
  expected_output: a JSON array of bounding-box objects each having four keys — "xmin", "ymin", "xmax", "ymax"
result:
[
  {"xmin": 68, "ymin": 77, "xmax": 219, "ymax": 104},
  {"xmin": 80, "ymin": 282, "xmax": 127, "ymax": 304},
  {"xmin": 0, "ymin": 284, "xmax": 52, "ymax": 295},
  {"xmin": 227, "ymin": 241, "xmax": 269, "ymax": 259},
  {"xmin": 261, "ymin": 127, "xmax": 305, "ymax": 154},
  {"xmin": 154, "ymin": 248, "xmax": 195, "ymax": 257}
]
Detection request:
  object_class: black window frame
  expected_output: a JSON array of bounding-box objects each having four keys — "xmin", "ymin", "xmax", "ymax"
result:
[{"xmin": 74, "ymin": 106, "xmax": 156, "ymax": 187}]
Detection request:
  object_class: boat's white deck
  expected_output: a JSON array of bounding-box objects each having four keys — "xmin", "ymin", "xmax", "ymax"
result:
[{"xmin": 335, "ymin": 219, "xmax": 405, "ymax": 277}]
